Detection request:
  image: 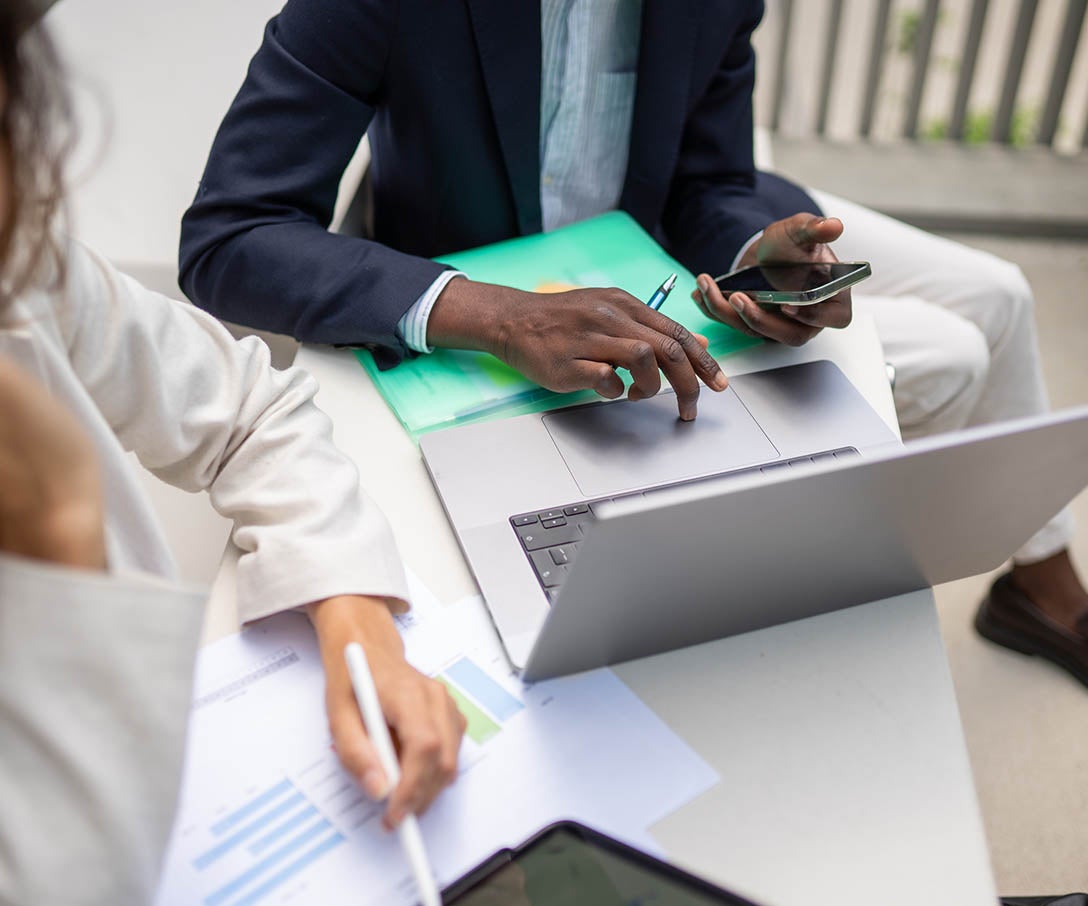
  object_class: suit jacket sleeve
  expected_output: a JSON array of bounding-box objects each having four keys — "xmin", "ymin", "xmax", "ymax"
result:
[
  {"xmin": 0, "ymin": 554, "xmax": 206, "ymax": 906},
  {"xmin": 660, "ymin": 2, "xmax": 821, "ymax": 276},
  {"xmin": 178, "ymin": 0, "xmax": 447, "ymax": 367}
]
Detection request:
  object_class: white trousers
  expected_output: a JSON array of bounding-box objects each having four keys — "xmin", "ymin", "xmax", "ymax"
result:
[{"xmin": 812, "ymin": 189, "xmax": 1073, "ymax": 565}]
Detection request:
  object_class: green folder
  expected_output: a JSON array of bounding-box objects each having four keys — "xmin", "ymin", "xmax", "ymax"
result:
[{"xmin": 354, "ymin": 211, "xmax": 760, "ymax": 439}]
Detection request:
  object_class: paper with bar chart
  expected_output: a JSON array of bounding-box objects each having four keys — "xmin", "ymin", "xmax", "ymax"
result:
[{"xmin": 154, "ymin": 582, "xmax": 717, "ymax": 906}]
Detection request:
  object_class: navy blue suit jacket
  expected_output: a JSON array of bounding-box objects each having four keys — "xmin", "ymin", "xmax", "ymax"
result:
[{"xmin": 179, "ymin": 0, "xmax": 819, "ymax": 367}]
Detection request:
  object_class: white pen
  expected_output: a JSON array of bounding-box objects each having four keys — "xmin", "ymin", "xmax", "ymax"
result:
[{"xmin": 345, "ymin": 642, "xmax": 443, "ymax": 906}]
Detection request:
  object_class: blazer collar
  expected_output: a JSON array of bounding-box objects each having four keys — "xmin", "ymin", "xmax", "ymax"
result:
[
  {"xmin": 622, "ymin": 0, "xmax": 702, "ymax": 229},
  {"xmin": 466, "ymin": 0, "xmax": 544, "ymax": 236}
]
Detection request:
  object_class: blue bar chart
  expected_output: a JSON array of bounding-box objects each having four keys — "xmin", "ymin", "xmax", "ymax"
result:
[{"xmin": 190, "ymin": 771, "xmax": 355, "ymax": 906}]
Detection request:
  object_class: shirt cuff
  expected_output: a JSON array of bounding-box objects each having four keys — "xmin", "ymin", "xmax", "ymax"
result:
[
  {"xmin": 730, "ymin": 230, "xmax": 764, "ymax": 272},
  {"xmin": 395, "ymin": 270, "xmax": 466, "ymax": 354}
]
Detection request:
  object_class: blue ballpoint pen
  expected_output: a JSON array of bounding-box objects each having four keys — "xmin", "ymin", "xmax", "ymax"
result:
[{"xmin": 646, "ymin": 272, "xmax": 678, "ymax": 311}]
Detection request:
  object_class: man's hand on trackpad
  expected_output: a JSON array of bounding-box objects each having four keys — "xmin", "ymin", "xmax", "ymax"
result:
[{"xmin": 427, "ymin": 277, "xmax": 729, "ymax": 421}]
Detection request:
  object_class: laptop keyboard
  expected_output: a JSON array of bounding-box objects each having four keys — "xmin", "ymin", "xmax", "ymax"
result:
[{"xmin": 510, "ymin": 448, "xmax": 860, "ymax": 598}]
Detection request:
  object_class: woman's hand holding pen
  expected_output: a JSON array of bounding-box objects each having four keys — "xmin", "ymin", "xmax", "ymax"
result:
[
  {"xmin": 427, "ymin": 277, "xmax": 728, "ymax": 421},
  {"xmin": 307, "ymin": 594, "xmax": 467, "ymax": 830}
]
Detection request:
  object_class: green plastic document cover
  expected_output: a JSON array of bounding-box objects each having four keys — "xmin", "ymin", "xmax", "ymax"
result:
[{"xmin": 354, "ymin": 211, "xmax": 761, "ymax": 439}]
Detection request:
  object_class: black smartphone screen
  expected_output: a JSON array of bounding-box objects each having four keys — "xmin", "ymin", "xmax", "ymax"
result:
[
  {"xmin": 445, "ymin": 824, "xmax": 756, "ymax": 906},
  {"xmin": 715, "ymin": 261, "xmax": 865, "ymax": 295}
]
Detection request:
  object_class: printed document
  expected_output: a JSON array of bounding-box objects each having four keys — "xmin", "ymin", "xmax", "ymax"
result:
[{"xmin": 154, "ymin": 579, "xmax": 717, "ymax": 906}]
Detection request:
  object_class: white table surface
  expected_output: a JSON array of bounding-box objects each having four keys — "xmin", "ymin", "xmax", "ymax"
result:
[{"xmin": 204, "ymin": 314, "xmax": 998, "ymax": 906}]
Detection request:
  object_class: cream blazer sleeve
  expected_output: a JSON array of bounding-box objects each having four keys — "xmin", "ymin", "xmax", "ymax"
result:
[
  {"xmin": 0, "ymin": 554, "xmax": 206, "ymax": 906},
  {"xmin": 53, "ymin": 242, "xmax": 409, "ymax": 620}
]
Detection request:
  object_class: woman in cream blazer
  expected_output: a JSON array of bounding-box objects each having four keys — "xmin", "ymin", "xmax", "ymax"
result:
[{"xmin": 0, "ymin": 5, "xmax": 463, "ymax": 904}]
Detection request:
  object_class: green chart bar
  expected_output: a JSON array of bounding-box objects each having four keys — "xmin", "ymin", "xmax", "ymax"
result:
[{"xmin": 438, "ymin": 677, "xmax": 501, "ymax": 745}]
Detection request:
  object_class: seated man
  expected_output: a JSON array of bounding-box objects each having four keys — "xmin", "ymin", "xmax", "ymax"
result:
[{"xmin": 179, "ymin": 0, "xmax": 1087, "ymax": 683}]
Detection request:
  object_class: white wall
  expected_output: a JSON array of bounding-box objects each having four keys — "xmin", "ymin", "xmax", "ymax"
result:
[{"xmin": 47, "ymin": 0, "xmax": 286, "ymax": 265}]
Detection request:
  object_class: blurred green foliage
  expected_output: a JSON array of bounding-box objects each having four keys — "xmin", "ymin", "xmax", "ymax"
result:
[{"xmin": 923, "ymin": 107, "xmax": 1038, "ymax": 146}]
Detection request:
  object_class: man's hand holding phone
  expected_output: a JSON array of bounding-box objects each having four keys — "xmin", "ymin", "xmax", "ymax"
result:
[{"xmin": 692, "ymin": 213, "xmax": 854, "ymax": 347}]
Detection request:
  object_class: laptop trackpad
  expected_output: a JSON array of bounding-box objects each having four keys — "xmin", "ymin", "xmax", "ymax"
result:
[{"xmin": 542, "ymin": 387, "xmax": 779, "ymax": 498}]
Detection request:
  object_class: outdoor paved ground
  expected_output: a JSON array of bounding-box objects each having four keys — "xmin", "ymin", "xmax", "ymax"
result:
[
  {"xmin": 774, "ymin": 139, "xmax": 1088, "ymax": 238},
  {"xmin": 924, "ymin": 233, "xmax": 1088, "ymax": 896}
]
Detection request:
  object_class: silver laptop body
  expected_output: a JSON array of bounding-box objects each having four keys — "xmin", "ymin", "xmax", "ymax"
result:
[
  {"xmin": 421, "ymin": 361, "xmax": 898, "ymax": 666},
  {"xmin": 421, "ymin": 361, "xmax": 1088, "ymax": 679}
]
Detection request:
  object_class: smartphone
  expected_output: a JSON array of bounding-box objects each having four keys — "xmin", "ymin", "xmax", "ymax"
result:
[
  {"xmin": 443, "ymin": 821, "xmax": 761, "ymax": 905},
  {"xmin": 713, "ymin": 261, "xmax": 870, "ymax": 306}
]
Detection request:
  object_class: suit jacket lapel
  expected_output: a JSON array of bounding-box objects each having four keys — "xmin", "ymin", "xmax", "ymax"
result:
[
  {"xmin": 466, "ymin": 0, "xmax": 543, "ymax": 235},
  {"xmin": 622, "ymin": 0, "xmax": 702, "ymax": 229}
]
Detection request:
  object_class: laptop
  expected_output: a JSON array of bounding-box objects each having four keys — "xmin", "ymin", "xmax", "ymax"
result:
[{"xmin": 420, "ymin": 361, "xmax": 1088, "ymax": 679}]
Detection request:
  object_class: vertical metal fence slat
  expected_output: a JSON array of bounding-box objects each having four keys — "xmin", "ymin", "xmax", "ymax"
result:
[
  {"xmin": 993, "ymin": 0, "xmax": 1039, "ymax": 143},
  {"xmin": 948, "ymin": 0, "xmax": 990, "ymax": 140},
  {"xmin": 771, "ymin": 0, "xmax": 795, "ymax": 133},
  {"xmin": 816, "ymin": 0, "xmax": 845, "ymax": 136},
  {"xmin": 904, "ymin": 0, "xmax": 942, "ymax": 139},
  {"xmin": 1037, "ymin": 0, "xmax": 1087, "ymax": 146},
  {"xmin": 860, "ymin": 0, "xmax": 894, "ymax": 138}
]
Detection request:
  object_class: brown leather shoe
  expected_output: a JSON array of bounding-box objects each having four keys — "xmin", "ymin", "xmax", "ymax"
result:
[{"xmin": 975, "ymin": 573, "xmax": 1088, "ymax": 688}]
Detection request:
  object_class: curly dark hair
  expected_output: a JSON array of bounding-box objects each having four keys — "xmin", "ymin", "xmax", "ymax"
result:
[{"xmin": 0, "ymin": 0, "xmax": 71, "ymax": 307}]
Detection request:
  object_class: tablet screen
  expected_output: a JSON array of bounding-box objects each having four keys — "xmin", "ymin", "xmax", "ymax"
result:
[{"xmin": 446, "ymin": 825, "xmax": 751, "ymax": 905}]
